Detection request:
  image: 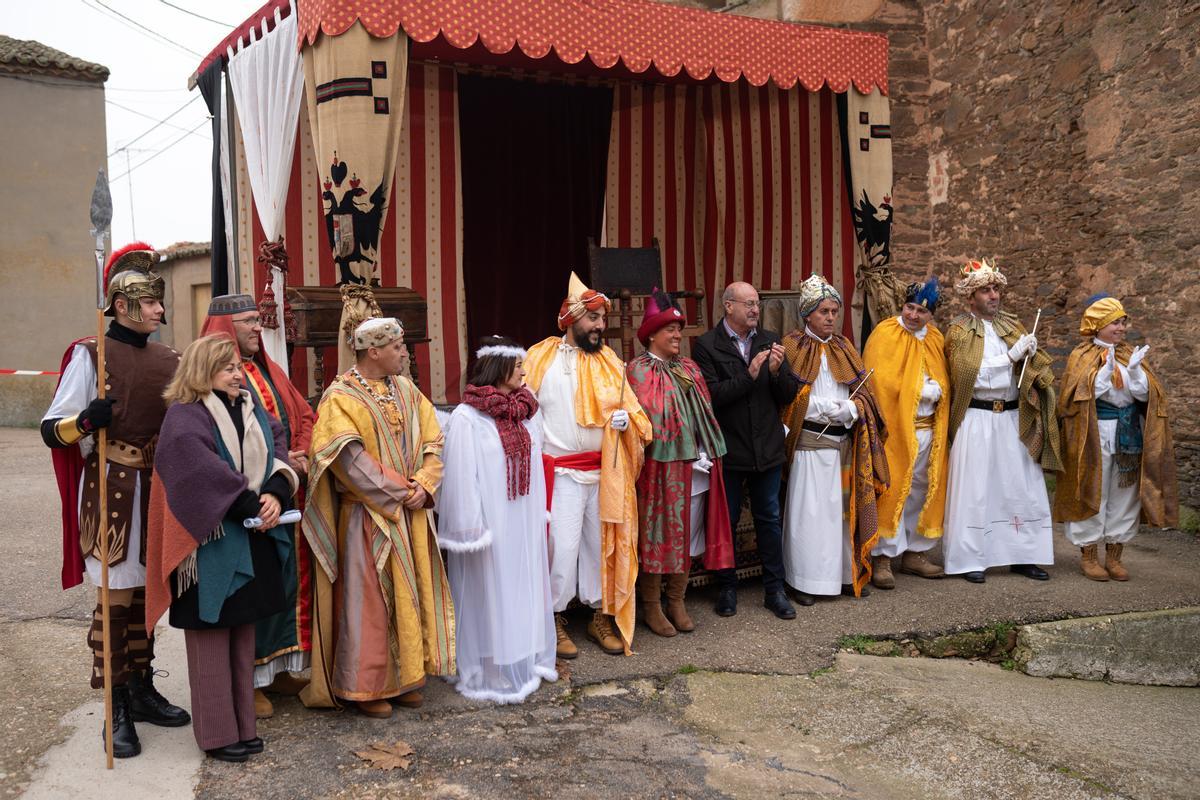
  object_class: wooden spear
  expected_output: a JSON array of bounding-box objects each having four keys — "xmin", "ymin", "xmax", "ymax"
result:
[{"xmin": 90, "ymin": 169, "xmax": 114, "ymax": 769}]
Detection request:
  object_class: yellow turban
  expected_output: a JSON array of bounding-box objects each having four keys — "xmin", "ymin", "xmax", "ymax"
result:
[{"xmin": 1079, "ymin": 296, "xmax": 1126, "ymax": 336}]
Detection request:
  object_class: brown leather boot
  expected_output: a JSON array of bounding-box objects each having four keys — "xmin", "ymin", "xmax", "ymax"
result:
[
  {"xmin": 395, "ymin": 690, "xmax": 424, "ymax": 708},
  {"xmin": 356, "ymin": 699, "xmax": 393, "ymax": 718},
  {"xmin": 1079, "ymin": 544, "xmax": 1109, "ymax": 581},
  {"xmin": 555, "ymin": 613, "xmax": 578, "ymax": 659},
  {"xmin": 664, "ymin": 573, "xmax": 695, "ymax": 632},
  {"xmin": 1105, "ymin": 543, "xmax": 1130, "ymax": 581},
  {"xmin": 638, "ymin": 574, "xmax": 676, "ymax": 637},
  {"xmin": 269, "ymin": 672, "xmax": 309, "ymax": 696},
  {"xmin": 900, "ymin": 550, "xmax": 945, "ymax": 578},
  {"xmin": 871, "ymin": 555, "xmax": 895, "ymax": 589},
  {"xmin": 253, "ymin": 689, "xmax": 274, "ymax": 719},
  {"xmin": 586, "ymin": 610, "xmax": 625, "ymax": 655}
]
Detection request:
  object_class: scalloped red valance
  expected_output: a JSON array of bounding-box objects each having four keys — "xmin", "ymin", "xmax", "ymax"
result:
[{"xmin": 294, "ymin": 0, "xmax": 887, "ymax": 94}]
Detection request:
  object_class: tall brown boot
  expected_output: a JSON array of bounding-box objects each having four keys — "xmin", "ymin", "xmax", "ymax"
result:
[
  {"xmin": 664, "ymin": 573, "xmax": 695, "ymax": 632},
  {"xmin": 1105, "ymin": 543, "xmax": 1130, "ymax": 581},
  {"xmin": 638, "ymin": 574, "xmax": 677, "ymax": 637},
  {"xmin": 871, "ymin": 555, "xmax": 895, "ymax": 589},
  {"xmin": 1079, "ymin": 544, "xmax": 1109, "ymax": 581}
]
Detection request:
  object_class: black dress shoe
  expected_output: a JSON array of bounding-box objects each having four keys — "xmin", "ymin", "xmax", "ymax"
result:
[
  {"xmin": 103, "ymin": 685, "xmax": 141, "ymax": 759},
  {"xmin": 791, "ymin": 590, "xmax": 816, "ymax": 607},
  {"xmin": 963, "ymin": 571, "xmax": 986, "ymax": 584},
  {"xmin": 763, "ymin": 591, "xmax": 796, "ymax": 620},
  {"xmin": 841, "ymin": 584, "xmax": 870, "ymax": 598},
  {"xmin": 714, "ymin": 586, "xmax": 738, "ymax": 617},
  {"xmin": 1010, "ymin": 564, "xmax": 1050, "ymax": 581},
  {"xmin": 240, "ymin": 736, "xmax": 264, "ymax": 755},
  {"xmin": 129, "ymin": 670, "xmax": 192, "ymax": 727},
  {"xmin": 206, "ymin": 742, "xmax": 250, "ymax": 763}
]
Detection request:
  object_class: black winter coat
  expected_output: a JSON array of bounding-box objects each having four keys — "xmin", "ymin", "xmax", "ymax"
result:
[{"xmin": 692, "ymin": 320, "xmax": 799, "ymax": 472}]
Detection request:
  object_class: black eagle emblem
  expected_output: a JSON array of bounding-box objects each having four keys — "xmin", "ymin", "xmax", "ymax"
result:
[{"xmin": 852, "ymin": 190, "xmax": 892, "ymax": 269}]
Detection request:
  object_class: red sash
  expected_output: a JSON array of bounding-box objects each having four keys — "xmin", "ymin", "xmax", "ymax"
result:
[{"xmin": 540, "ymin": 451, "xmax": 602, "ymax": 514}]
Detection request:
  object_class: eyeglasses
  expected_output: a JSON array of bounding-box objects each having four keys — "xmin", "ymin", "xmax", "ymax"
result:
[
  {"xmin": 232, "ymin": 316, "xmax": 263, "ymax": 327},
  {"xmin": 727, "ymin": 299, "xmax": 760, "ymax": 309}
]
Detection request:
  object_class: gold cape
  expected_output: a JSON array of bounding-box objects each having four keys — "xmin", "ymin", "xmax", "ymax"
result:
[
  {"xmin": 862, "ymin": 318, "xmax": 950, "ymax": 539},
  {"xmin": 1053, "ymin": 340, "xmax": 1178, "ymax": 527},
  {"xmin": 944, "ymin": 311, "xmax": 1063, "ymax": 472},
  {"xmin": 780, "ymin": 331, "xmax": 889, "ymax": 596},
  {"xmin": 524, "ymin": 337, "xmax": 652, "ymax": 653},
  {"xmin": 300, "ymin": 373, "xmax": 454, "ymax": 708}
]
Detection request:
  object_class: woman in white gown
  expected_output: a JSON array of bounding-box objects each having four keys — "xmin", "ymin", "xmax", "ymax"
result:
[{"xmin": 438, "ymin": 336, "xmax": 557, "ymax": 703}]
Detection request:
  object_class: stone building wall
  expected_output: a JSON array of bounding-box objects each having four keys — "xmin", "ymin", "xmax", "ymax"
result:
[
  {"xmin": 659, "ymin": 0, "xmax": 1199, "ymax": 508},
  {"xmin": 915, "ymin": 0, "xmax": 1200, "ymax": 507}
]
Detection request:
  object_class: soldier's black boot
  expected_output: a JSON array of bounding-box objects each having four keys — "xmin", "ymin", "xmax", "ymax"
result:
[
  {"xmin": 129, "ymin": 669, "xmax": 191, "ymax": 727},
  {"xmin": 103, "ymin": 685, "xmax": 142, "ymax": 758}
]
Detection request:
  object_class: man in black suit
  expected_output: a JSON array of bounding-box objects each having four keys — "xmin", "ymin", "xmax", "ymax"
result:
[{"xmin": 692, "ymin": 281, "xmax": 799, "ymax": 619}]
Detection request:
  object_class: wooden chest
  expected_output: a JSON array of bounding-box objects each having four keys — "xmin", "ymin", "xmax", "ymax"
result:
[{"xmin": 286, "ymin": 285, "xmax": 429, "ymax": 348}]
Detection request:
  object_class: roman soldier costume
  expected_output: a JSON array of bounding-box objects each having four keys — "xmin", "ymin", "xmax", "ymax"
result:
[{"xmin": 43, "ymin": 242, "xmax": 190, "ymax": 758}]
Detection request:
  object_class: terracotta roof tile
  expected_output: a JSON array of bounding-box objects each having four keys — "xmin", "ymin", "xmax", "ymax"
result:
[{"xmin": 0, "ymin": 35, "xmax": 109, "ymax": 83}]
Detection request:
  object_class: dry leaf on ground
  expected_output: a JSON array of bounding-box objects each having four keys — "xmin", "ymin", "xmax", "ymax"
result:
[
  {"xmin": 355, "ymin": 739, "xmax": 415, "ymax": 771},
  {"xmin": 556, "ymin": 658, "xmax": 573, "ymax": 682}
]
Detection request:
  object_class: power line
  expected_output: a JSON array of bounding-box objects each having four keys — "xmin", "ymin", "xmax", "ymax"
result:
[
  {"xmin": 107, "ymin": 94, "xmax": 202, "ymax": 157},
  {"xmin": 106, "ymin": 99, "xmax": 207, "ymax": 141},
  {"xmin": 110, "ymin": 118, "xmax": 209, "ymax": 182},
  {"xmin": 80, "ymin": 0, "xmax": 203, "ymax": 58},
  {"xmin": 157, "ymin": 0, "xmax": 233, "ymax": 27},
  {"xmin": 108, "ymin": 86, "xmax": 191, "ymax": 93}
]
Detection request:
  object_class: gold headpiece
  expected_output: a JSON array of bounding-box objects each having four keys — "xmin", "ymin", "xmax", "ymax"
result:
[{"xmin": 103, "ymin": 242, "xmax": 164, "ymax": 323}]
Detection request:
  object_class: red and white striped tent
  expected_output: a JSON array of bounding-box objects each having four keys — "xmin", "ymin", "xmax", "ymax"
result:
[{"xmin": 194, "ymin": 0, "xmax": 892, "ymax": 405}]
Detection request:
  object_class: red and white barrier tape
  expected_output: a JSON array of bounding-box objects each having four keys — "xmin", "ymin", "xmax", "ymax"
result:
[{"xmin": 0, "ymin": 369, "xmax": 60, "ymax": 376}]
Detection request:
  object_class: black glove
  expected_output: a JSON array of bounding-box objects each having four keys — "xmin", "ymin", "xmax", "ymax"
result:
[{"xmin": 79, "ymin": 398, "xmax": 116, "ymax": 432}]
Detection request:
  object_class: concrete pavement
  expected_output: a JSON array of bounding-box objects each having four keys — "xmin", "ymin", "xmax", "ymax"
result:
[{"xmin": 3, "ymin": 425, "xmax": 1198, "ymax": 798}]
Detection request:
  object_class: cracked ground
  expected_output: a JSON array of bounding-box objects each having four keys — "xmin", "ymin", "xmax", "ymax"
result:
[{"xmin": 3, "ymin": 427, "xmax": 1199, "ymax": 799}]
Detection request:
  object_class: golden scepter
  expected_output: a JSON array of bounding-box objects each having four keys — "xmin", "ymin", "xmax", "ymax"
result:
[
  {"xmin": 1017, "ymin": 308, "xmax": 1043, "ymax": 389},
  {"xmin": 817, "ymin": 368, "xmax": 874, "ymax": 439}
]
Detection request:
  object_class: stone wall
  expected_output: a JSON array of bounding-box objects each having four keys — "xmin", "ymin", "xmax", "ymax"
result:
[
  {"xmin": 656, "ymin": 0, "xmax": 1198, "ymax": 507},
  {"xmin": 916, "ymin": 0, "xmax": 1200, "ymax": 507}
]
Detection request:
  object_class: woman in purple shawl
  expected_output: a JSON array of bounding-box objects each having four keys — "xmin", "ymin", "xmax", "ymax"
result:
[{"xmin": 145, "ymin": 335, "xmax": 297, "ymax": 763}]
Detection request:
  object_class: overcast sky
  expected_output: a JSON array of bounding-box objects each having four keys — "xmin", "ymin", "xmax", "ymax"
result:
[{"xmin": 6, "ymin": 0, "xmax": 265, "ymax": 248}]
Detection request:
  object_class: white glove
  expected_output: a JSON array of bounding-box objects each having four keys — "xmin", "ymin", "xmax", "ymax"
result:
[
  {"xmin": 1097, "ymin": 348, "xmax": 1116, "ymax": 382},
  {"xmin": 693, "ymin": 451, "xmax": 713, "ymax": 474},
  {"xmin": 919, "ymin": 377, "xmax": 942, "ymax": 405},
  {"xmin": 832, "ymin": 398, "xmax": 859, "ymax": 425},
  {"xmin": 810, "ymin": 397, "xmax": 839, "ymax": 423},
  {"xmin": 1007, "ymin": 334, "xmax": 1037, "ymax": 362},
  {"xmin": 610, "ymin": 408, "xmax": 630, "ymax": 431},
  {"xmin": 1127, "ymin": 344, "xmax": 1150, "ymax": 372}
]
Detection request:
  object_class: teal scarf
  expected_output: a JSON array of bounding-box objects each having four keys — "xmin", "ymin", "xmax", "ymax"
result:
[{"xmin": 196, "ymin": 401, "xmax": 291, "ymax": 624}]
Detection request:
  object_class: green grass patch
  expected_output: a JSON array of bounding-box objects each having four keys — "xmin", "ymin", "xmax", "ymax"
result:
[
  {"xmin": 676, "ymin": 663, "xmax": 699, "ymax": 675},
  {"xmin": 837, "ymin": 634, "xmax": 876, "ymax": 653},
  {"xmin": 1180, "ymin": 505, "xmax": 1199, "ymax": 535},
  {"xmin": 988, "ymin": 621, "xmax": 1016, "ymax": 641},
  {"xmin": 808, "ymin": 666, "xmax": 834, "ymax": 678}
]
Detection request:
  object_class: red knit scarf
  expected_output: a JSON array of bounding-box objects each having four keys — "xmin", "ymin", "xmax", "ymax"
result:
[{"xmin": 462, "ymin": 384, "xmax": 538, "ymax": 499}]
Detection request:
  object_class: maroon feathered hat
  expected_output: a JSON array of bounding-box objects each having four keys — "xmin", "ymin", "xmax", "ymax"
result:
[{"xmin": 637, "ymin": 288, "xmax": 686, "ymax": 346}]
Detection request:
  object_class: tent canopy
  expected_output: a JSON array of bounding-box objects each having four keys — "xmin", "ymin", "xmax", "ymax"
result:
[{"xmin": 195, "ymin": 0, "xmax": 887, "ymax": 94}]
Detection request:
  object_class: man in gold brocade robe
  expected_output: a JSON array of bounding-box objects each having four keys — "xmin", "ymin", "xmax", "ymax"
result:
[{"xmin": 301, "ymin": 318, "xmax": 454, "ymax": 719}]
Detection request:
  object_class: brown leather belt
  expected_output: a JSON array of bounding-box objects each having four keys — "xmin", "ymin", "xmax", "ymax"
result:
[{"xmin": 105, "ymin": 437, "xmax": 156, "ymax": 469}]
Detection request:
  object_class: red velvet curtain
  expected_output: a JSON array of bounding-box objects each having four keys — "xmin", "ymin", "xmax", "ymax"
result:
[{"xmin": 457, "ymin": 74, "xmax": 613, "ymax": 357}]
